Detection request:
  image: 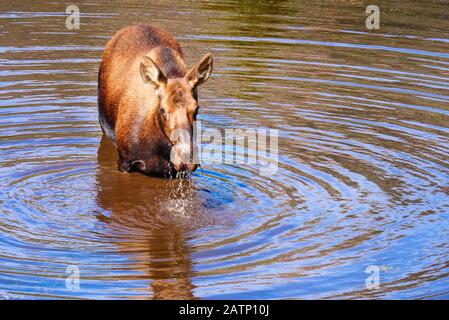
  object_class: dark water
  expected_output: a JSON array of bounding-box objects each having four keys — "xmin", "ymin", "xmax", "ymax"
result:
[{"xmin": 1, "ymin": 0, "xmax": 449, "ymax": 299}]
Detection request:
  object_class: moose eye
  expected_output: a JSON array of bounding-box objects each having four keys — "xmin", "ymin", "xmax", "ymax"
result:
[{"xmin": 160, "ymin": 107, "xmax": 169, "ymax": 119}]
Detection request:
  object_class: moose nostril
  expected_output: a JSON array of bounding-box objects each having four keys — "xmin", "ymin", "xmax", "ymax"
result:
[{"xmin": 172, "ymin": 143, "xmax": 191, "ymax": 159}]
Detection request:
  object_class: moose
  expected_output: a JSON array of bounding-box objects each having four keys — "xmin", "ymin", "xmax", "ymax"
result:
[{"xmin": 98, "ymin": 24, "xmax": 213, "ymax": 177}]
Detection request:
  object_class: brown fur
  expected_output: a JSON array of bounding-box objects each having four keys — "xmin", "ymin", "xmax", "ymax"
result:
[{"xmin": 98, "ymin": 24, "xmax": 212, "ymax": 177}]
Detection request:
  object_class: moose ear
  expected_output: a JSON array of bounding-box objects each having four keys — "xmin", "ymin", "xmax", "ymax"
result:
[
  {"xmin": 140, "ymin": 56, "xmax": 167, "ymax": 87},
  {"xmin": 185, "ymin": 53, "xmax": 213, "ymax": 87}
]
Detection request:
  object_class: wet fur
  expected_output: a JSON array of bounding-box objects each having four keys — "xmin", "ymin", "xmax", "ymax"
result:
[{"xmin": 98, "ymin": 24, "xmax": 190, "ymax": 176}]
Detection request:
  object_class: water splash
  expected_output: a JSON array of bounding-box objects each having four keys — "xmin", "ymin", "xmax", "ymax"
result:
[{"xmin": 156, "ymin": 172, "xmax": 205, "ymax": 227}]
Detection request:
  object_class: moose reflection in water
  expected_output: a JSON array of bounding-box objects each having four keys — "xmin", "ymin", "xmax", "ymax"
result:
[{"xmin": 95, "ymin": 135, "xmax": 196, "ymax": 299}]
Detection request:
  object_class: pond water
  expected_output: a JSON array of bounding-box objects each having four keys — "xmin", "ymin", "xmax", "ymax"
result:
[{"xmin": 0, "ymin": 0, "xmax": 448, "ymax": 299}]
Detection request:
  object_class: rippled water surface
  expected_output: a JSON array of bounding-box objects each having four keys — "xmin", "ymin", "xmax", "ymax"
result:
[{"xmin": 1, "ymin": 0, "xmax": 449, "ymax": 299}]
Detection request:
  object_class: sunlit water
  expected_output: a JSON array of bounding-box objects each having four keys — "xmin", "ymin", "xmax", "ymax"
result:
[{"xmin": 0, "ymin": 0, "xmax": 449, "ymax": 299}]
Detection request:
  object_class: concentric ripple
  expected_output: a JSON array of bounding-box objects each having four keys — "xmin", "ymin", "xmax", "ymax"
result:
[{"xmin": 0, "ymin": 0, "xmax": 449, "ymax": 299}]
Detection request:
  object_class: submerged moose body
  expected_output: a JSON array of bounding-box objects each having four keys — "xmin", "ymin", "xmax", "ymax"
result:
[{"xmin": 98, "ymin": 24, "xmax": 213, "ymax": 177}]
